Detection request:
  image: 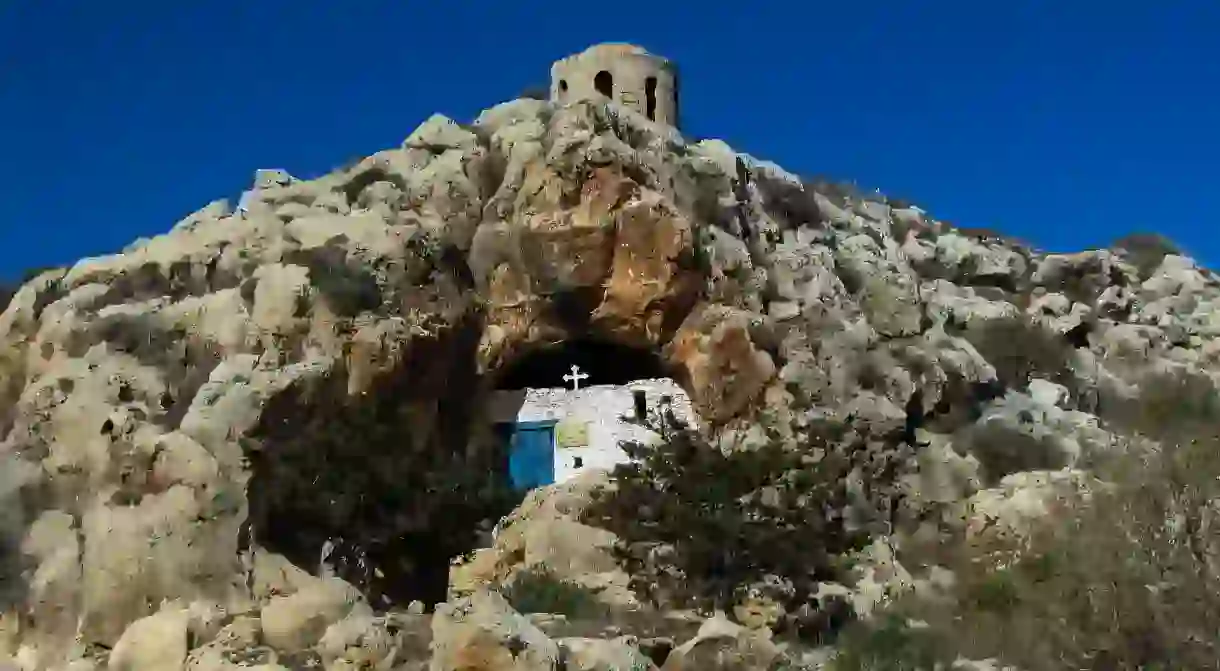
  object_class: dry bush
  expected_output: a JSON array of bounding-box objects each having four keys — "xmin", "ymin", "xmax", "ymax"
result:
[
  {"xmin": 0, "ymin": 451, "xmax": 31, "ymax": 610},
  {"xmin": 804, "ymin": 176, "xmax": 867, "ymax": 208},
  {"xmin": 758, "ymin": 174, "xmax": 823, "ymax": 229},
  {"xmin": 0, "ymin": 341, "xmax": 26, "ymax": 438},
  {"xmin": 282, "ymin": 241, "xmax": 383, "ymax": 318},
  {"xmin": 1114, "ymin": 365, "xmax": 1220, "ymax": 443},
  {"xmin": 886, "ymin": 196, "xmax": 917, "ymax": 211},
  {"xmin": 833, "ymin": 424, "xmax": 1220, "ymax": 669},
  {"xmin": 0, "ymin": 265, "xmax": 62, "ymax": 315},
  {"xmin": 962, "ymin": 315, "xmax": 1078, "ymax": 393},
  {"xmin": 1037, "ymin": 253, "xmax": 1128, "ymax": 306},
  {"xmin": 1112, "ymin": 232, "xmax": 1183, "ymax": 280}
]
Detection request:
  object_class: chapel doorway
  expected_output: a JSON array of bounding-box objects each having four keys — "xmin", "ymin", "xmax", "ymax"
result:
[{"xmin": 488, "ymin": 338, "xmax": 696, "ymax": 491}]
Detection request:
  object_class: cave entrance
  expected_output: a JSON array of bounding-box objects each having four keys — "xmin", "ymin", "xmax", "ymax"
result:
[
  {"xmin": 241, "ymin": 333, "xmax": 699, "ymax": 614},
  {"xmin": 243, "ymin": 321, "xmax": 520, "ymax": 613},
  {"xmin": 488, "ymin": 337, "xmax": 697, "ymax": 488}
]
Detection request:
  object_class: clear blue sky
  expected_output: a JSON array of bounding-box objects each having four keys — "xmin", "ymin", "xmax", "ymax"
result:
[{"xmin": 2, "ymin": 2, "xmax": 1217, "ymax": 281}]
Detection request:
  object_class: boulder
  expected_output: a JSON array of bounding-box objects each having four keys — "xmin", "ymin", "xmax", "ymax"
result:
[
  {"xmin": 259, "ymin": 577, "xmax": 365, "ymax": 653},
  {"xmin": 429, "ymin": 590, "xmax": 560, "ymax": 671},
  {"xmin": 661, "ymin": 613, "xmax": 783, "ymax": 671},
  {"xmin": 107, "ymin": 606, "xmax": 191, "ymax": 671}
]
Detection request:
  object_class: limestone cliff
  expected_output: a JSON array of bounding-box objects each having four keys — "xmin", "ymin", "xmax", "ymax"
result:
[{"xmin": 1, "ymin": 96, "xmax": 1218, "ymax": 670}]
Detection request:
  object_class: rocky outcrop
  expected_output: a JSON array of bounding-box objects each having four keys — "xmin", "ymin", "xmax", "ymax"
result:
[
  {"xmin": 1, "ymin": 92, "xmax": 1218, "ymax": 669},
  {"xmin": 451, "ymin": 471, "xmax": 636, "ymax": 609}
]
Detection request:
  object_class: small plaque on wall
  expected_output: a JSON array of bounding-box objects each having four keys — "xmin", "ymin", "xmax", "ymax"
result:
[{"xmin": 556, "ymin": 420, "xmax": 589, "ymax": 448}]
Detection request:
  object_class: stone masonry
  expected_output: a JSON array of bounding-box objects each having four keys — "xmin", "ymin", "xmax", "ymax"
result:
[{"xmin": 550, "ymin": 43, "xmax": 679, "ymax": 127}]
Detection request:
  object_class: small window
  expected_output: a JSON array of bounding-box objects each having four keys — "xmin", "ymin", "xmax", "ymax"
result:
[
  {"xmin": 573, "ymin": 456, "xmax": 584, "ymax": 468},
  {"xmin": 559, "ymin": 79, "xmax": 568, "ymax": 97},
  {"xmin": 633, "ymin": 390, "xmax": 648, "ymax": 420},
  {"xmin": 672, "ymin": 75, "xmax": 679, "ymax": 125},
  {"xmin": 594, "ymin": 70, "xmax": 613, "ymax": 98},
  {"xmin": 644, "ymin": 76, "xmax": 657, "ymax": 120}
]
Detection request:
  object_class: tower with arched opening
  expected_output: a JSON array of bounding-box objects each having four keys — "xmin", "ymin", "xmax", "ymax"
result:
[{"xmin": 550, "ymin": 43, "xmax": 680, "ymax": 128}]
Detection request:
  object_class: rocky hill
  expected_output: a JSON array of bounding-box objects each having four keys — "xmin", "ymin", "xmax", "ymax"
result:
[{"xmin": 1, "ymin": 96, "xmax": 1219, "ymax": 670}]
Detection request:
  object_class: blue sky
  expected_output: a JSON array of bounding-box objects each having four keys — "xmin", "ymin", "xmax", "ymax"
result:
[{"xmin": 1, "ymin": 2, "xmax": 1217, "ymax": 281}]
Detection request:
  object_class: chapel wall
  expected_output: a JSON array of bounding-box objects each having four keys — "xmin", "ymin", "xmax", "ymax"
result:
[{"xmin": 487, "ymin": 378, "xmax": 697, "ymax": 482}]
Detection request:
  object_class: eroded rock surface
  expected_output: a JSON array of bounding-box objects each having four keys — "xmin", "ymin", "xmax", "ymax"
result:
[{"xmin": 1, "ymin": 94, "xmax": 1218, "ymax": 669}]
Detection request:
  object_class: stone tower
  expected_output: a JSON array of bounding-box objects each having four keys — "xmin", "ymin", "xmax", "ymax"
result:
[{"xmin": 550, "ymin": 43, "xmax": 679, "ymax": 129}]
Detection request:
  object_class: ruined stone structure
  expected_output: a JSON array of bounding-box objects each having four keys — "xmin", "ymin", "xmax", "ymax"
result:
[{"xmin": 550, "ymin": 43, "xmax": 679, "ymax": 128}]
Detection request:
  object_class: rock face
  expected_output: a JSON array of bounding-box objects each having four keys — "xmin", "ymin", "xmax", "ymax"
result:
[{"xmin": 1, "ymin": 93, "xmax": 1219, "ymax": 669}]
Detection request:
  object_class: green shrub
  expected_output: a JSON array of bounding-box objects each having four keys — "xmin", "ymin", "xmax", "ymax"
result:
[
  {"xmin": 502, "ymin": 568, "xmax": 608, "ymax": 619},
  {"xmin": 584, "ymin": 414, "xmax": 883, "ymax": 639},
  {"xmin": 830, "ymin": 614, "xmax": 955, "ymax": 671},
  {"xmin": 283, "ymin": 239, "xmax": 382, "ymax": 318}
]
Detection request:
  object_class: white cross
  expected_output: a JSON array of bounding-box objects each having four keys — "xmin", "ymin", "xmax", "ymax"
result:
[{"xmin": 563, "ymin": 364, "xmax": 589, "ymax": 390}]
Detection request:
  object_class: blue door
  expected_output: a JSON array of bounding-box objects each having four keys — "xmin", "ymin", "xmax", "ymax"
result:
[{"xmin": 506, "ymin": 420, "xmax": 557, "ymax": 491}]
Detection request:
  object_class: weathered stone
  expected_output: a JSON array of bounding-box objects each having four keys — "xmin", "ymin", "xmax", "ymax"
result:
[
  {"xmin": 429, "ymin": 590, "xmax": 559, "ymax": 671},
  {"xmin": 107, "ymin": 606, "xmax": 191, "ymax": 671},
  {"xmin": 259, "ymin": 577, "xmax": 364, "ymax": 653},
  {"xmin": 452, "ymin": 471, "xmax": 636, "ymax": 608},
  {"xmin": 558, "ymin": 637, "xmax": 659, "ymax": 671},
  {"xmin": 665, "ymin": 304, "xmax": 776, "ymax": 423},
  {"xmin": 661, "ymin": 614, "xmax": 783, "ymax": 671},
  {"xmin": 3, "ymin": 42, "xmax": 1220, "ymax": 670}
]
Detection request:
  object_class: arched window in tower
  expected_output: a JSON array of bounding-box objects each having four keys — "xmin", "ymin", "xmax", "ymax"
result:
[
  {"xmin": 672, "ymin": 74, "xmax": 680, "ymax": 126},
  {"xmin": 558, "ymin": 79, "xmax": 568, "ymax": 99},
  {"xmin": 594, "ymin": 70, "xmax": 613, "ymax": 98},
  {"xmin": 644, "ymin": 76, "xmax": 658, "ymax": 120}
]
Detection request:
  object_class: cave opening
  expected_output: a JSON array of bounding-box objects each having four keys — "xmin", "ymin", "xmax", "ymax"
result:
[
  {"xmin": 243, "ymin": 319, "xmax": 520, "ymax": 612},
  {"xmin": 242, "ymin": 331, "xmax": 691, "ymax": 613},
  {"xmin": 494, "ymin": 337, "xmax": 671, "ymax": 390}
]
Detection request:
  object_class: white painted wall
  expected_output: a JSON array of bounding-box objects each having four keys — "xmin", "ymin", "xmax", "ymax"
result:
[{"xmin": 487, "ymin": 378, "xmax": 698, "ymax": 484}]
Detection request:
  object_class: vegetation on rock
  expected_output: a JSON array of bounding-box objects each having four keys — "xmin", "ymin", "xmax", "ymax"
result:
[
  {"xmin": 502, "ymin": 568, "xmax": 609, "ymax": 619},
  {"xmin": 831, "ymin": 369, "xmax": 1220, "ymax": 670},
  {"xmin": 585, "ymin": 413, "xmax": 894, "ymax": 640},
  {"xmin": 1113, "ymin": 232, "xmax": 1184, "ymax": 280},
  {"xmin": 961, "ymin": 315, "xmax": 1079, "ymax": 394}
]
